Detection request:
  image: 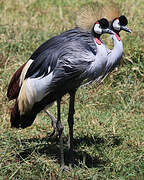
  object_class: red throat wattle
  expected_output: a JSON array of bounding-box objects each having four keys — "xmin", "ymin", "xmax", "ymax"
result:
[
  {"xmin": 114, "ymin": 32, "xmax": 120, "ymax": 41},
  {"xmin": 95, "ymin": 38, "xmax": 102, "ymax": 45}
]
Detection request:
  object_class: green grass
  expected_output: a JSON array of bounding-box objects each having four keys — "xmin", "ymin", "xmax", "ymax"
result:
[{"xmin": 0, "ymin": 0, "xmax": 144, "ymax": 179}]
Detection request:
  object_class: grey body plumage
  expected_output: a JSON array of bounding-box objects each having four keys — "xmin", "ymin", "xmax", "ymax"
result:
[{"xmin": 26, "ymin": 27, "xmax": 114, "ymax": 97}]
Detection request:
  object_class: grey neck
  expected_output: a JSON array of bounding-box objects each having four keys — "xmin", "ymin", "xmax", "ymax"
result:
[{"xmin": 107, "ymin": 33, "xmax": 124, "ymax": 69}]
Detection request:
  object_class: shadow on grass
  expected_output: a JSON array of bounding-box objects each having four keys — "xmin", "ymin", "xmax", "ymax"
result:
[{"xmin": 16, "ymin": 134, "xmax": 123, "ymax": 168}]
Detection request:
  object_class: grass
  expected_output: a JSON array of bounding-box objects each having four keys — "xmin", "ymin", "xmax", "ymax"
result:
[{"xmin": 0, "ymin": 0, "xmax": 144, "ymax": 179}]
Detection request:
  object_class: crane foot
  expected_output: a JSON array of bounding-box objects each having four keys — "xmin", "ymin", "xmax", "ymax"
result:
[{"xmin": 60, "ymin": 165, "xmax": 71, "ymax": 172}]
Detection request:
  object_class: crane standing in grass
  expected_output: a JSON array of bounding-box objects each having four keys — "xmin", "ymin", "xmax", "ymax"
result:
[
  {"xmin": 7, "ymin": 3, "xmax": 131, "ymax": 169},
  {"xmin": 7, "ymin": 17, "xmax": 113, "ymax": 169}
]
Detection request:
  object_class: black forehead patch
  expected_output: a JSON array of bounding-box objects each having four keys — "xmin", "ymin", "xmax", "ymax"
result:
[
  {"xmin": 119, "ymin": 15, "xmax": 128, "ymax": 26},
  {"xmin": 98, "ymin": 18, "xmax": 109, "ymax": 29}
]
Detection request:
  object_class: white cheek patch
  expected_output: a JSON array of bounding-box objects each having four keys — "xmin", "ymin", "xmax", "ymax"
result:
[
  {"xmin": 113, "ymin": 19, "xmax": 120, "ymax": 31},
  {"xmin": 94, "ymin": 24, "xmax": 102, "ymax": 34}
]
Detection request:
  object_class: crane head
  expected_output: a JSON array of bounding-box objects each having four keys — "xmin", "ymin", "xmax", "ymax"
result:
[
  {"xmin": 111, "ymin": 15, "xmax": 131, "ymax": 33},
  {"xmin": 93, "ymin": 18, "xmax": 114, "ymax": 36}
]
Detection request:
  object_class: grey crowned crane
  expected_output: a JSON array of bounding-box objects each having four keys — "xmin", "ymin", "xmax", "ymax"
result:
[
  {"xmin": 47, "ymin": 15, "xmax": 132, "ymax": 134},
  {"xmin": 7, "ymin": 17, "xmax": 114, "ymax": 169},
  {"xmin": 46, "ymin": 14, "xmax": 132, "ymax": 140}
]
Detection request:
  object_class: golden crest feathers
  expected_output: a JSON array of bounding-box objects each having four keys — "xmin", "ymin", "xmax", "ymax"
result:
[{"xmin": 76, "ymin": 0, "xmax": 120, "ymax": 30}]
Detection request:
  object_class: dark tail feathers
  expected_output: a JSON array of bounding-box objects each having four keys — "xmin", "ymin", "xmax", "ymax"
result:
[
  {"xmin": 10, "ymin": 100, "xmax": 36, "ymax": 129},
  {"xmin": 7, "ymin": 62, "xmax": 27, "ymax": 101}
]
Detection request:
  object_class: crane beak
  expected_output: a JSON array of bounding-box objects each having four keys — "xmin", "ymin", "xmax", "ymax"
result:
[
  {"xmin": 120, "ymin": 26, "xmax": 132, "ymax": 33},
  {"xmin": 102, "ymin": 29, "xmax": 114, "ymax": 35}
]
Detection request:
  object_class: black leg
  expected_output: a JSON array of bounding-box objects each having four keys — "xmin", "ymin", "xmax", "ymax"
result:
[
  {"xmin": 67, "ymin": 91, "xmax": 76, "ymax": 167},
  {"xmin": 56, "ymin": 98, "xmax": 65, "ymax": 169}
]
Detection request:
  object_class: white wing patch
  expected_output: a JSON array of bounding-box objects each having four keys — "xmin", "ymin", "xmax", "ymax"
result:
[
  {"xmin": 48, "ymin": 66, "xmax": 51, "ymax": 74},
  {"xmin": 18, "ymin": 80, "xmax": 34, "ymax": 115},
  {"xmin": 19, "ymin": 59, "xmax": 34, "ymax": 86},
  {"xmin": 32, "ymin": 72, "xmax": 53, "ymax": 102},
  {"xmin": 18, "ymin": 72, "xmax": 53, "ymax": 115}
]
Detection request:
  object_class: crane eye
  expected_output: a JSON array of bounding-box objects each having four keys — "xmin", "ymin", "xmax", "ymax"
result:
[{"xmin": 97, "ymin": 24, "xmax": 101, "ymax": 29}]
